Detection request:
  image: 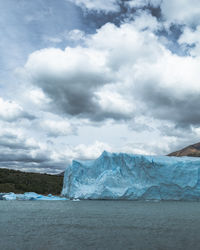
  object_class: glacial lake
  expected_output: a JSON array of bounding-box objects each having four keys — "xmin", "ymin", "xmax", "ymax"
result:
[{"xmin": 1, "ymin": 200, "xmax": 200, "ymax": 250}]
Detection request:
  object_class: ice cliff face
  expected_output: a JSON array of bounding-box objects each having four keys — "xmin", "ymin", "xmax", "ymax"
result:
[{"xmin": 62, "ymin": 151, "xmax": 200, "ymax": 200}]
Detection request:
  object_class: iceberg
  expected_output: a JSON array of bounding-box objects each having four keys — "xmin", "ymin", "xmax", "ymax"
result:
[
  {"xmin": 62, "ymin": 151, "xmax": 200, "ymax": 200},
  {"xmin": 1, "ymin": 192, "xmax": 68, "ymax": 201},
  {"xmin": 2, "ymin": 193, "xmax": 17, "ymax": 201}
]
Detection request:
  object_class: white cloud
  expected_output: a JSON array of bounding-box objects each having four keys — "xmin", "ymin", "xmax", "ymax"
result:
[
  {"xmin": 132, "ymin": 11, "xmax": 161, "ymax": 31},
  {"xmin": 40, "ymin": 119, "xmax": 76, "ymax": 137},
  {"xmin": 22, "ymin": 44, "xmax": 126, "ymax": 121},
  {"xmin": 127, "ymin": 0, "xmax": 200, "ymax": 27},
  {"xmin": 127, "ymin": 0, "xmax": 161, "ymax": 8},
  {"xmin": 95, "ymin": 89, "xmax": 135, "ymax": 117},
  {"xmin": 28, "ymin": 88, "xmax": 51, "ymax": 106},
  {"xmin": 11, "ymin": 8, "xmax": 200, "ymax": 173},
  {"xmin": 22, "ymin": 19, "xmax": 200, "ymax": 128},
  {"xmin": 43, "ymin": 36, "xmax": 62, "ymax": 44},
  {"xmin": 68, "ymin": 0, "xmax": 200, "ymax": 29},
  {"xmin": 64, "ymin": 140, "xmax": 112, "ymax": 160},
  {"xmin": 179, "ymin": 26, "xmax": 200, "ymax": 56},
  {"xmin": 160, "ymin": 0, "xmax": 200, "ymax": 26},
  {"xmin": 0, "ymin": 123, "xmax": 39, "ymax": 151},
  {"xmin": 67, "ymin": 0, "xmax": 120, "ymax": 12},
  {"xmin": 87, "ymin": 22, "xmax": 163, "ymax": 70},
  {"xmin": 67, "ymin": 29, "xmax": 85, "ymax": 41},
  {"xmin": 0, "ymin": 97, "xmax": 34, "ymax": 122},
  {"xmin": 91, "ymin": 22, "xmax": 200, "ymax": 126}
]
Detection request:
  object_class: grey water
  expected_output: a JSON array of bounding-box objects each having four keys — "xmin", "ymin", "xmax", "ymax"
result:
[{"xmin": 0, "ymin": 201, "xmax": 200, "ymax": 250}]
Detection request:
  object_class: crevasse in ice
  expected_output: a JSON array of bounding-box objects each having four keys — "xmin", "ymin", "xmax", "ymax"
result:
[{"xmin": 62, "ymin": 151, "xmax": 200, "ymax": 200}]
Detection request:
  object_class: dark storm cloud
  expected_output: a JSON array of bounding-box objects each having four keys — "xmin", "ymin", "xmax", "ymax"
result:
[
  {"xmin": 0, "ymin": 125, "xmax": 71, "ymax": 173},
  {"xmin": 0, "ymin": 145, "xmax": 68, "ymax": 173},
  {"xmin": 137, "ymin": 84, "xmax": 200, "ymax": 128},
  {"xmin": 0, "ymin": 133, "xmax": 38, "ymax": 150},
  {"xmin": 0, "ymin": 138, "xmax": 35, "ymax": 150},
  {"xmin": 159, "ymin": 125, "xmax": 193, "ymax": 138},
  {"xmin": 0, "ymin": 152, "xmax": 47, "ymax": 163},
  {"xmin": 0, "ymin": 159, "xmax": 67, "ymax": 173},
  {"xmin": 24, "ymin": 46, "xmax": 131, "ymax": 122},
  {"xmin": 37, "ymin": 73, "xmax": 106, "ymax": 116},
  {"xmin": 34, "ymin": 75, "xmax": 130, "ymax": 121}
]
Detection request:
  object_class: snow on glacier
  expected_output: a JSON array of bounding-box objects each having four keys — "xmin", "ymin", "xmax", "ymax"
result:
[{"xmin": 61, "ymin": 151, "xmax": 200, "ymax": 200}]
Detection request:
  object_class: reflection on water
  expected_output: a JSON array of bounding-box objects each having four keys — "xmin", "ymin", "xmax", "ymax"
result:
[{"xmin": 0, "ymin": 200, "xmax": 200, "ymax": 250}]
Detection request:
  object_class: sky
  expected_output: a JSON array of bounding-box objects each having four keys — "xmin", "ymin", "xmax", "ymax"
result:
[{"xmin": 1, "ymin": 0, "xmax": 200, "ymax": 174}]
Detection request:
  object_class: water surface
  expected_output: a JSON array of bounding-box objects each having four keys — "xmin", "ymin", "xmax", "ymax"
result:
[{"xmin": 0, "ymin": 200, "xmax": 200, "ymax": 250}]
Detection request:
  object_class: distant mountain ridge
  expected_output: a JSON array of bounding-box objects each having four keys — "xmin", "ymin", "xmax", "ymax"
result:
[{"xmin": 168, "ymin": 142, "xmax": 200, "ymax": 157}]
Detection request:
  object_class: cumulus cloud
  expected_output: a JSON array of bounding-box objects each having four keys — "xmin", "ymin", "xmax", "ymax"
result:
[
  {"xmin": 160, "ymin": 0, "xmax": 200, "ymax": 26},
  {"xmin": 0, "ymin": 116, "xmax": 114, "ymax": 173},
  {"xmin": 89, "ymin": 22, "xmax": 200, "ymax": 128},
  {"xmin": 95, "ymin": 88, "xmax": 134, "ymax": 119},
  {"xmin": 128, "ymin": 0, "xmax": 200, "ymax": 27},
  {"xmin": 0, "ymin": 127, "xmax": 38, "ymax": 150},
  {"xmin": 131, "ymin": 10, "xmax": 161, "ymax": 31},
  {"xmin": 65, "ymin": 0, "xmax": 200, "ymax": 29},
  {"xmin": 22, "ymin": 19, "xmax": 200, "ymax": 129},
  {"xmin": 68, "ymin": 0, "xmax": 200, "ymax": 28},
  {"xmin": 28, "ymin": 88, "xmax": 51, "ymax": 106},
  {"xmin": 67, "ymin": 29, "xmax": 86, "ymax": 41},
  {"xmin": 130, "ymin": 52, "xmax": 200, "ymax": 127},
  {"xmin": 127, "ymin": 0, "xmax": 161, "ymax": 8},
  {"xmin": 0, "ymin": 124, "xmax": 63, "ymax": 173},
  {"xmin": 0, "ymin": 124, "xmax": 58, "ymax": 172},
  {"xmin": 3, "ymin": 1, "xmax": 200, "ymax": 173},
  {"xmin": 23, "ymin": 45, "xmax": 130, "ymax": 121},
  {"xmin": 179, "ymin": 26, "xmax": 200, "ymax": 56},
  {"xmin": 40, "ymin": 119, "xmax": 76, "ymax": 137},
  {"xmin": 0, "ymin": 97, "xmax": 35, "ymax": 122},
  {"xmin": 63, "ymin": 140, "xmax": 112, "ymax": 160},
  {"xmin": 67, "ymin": 0, "xmax": 120, "ymax": 12}
]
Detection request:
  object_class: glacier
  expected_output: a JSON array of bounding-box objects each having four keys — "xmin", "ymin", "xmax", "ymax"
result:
[
  {"xmin": 62, "ymin": 151, "xmax": 200, "ymax": 200},
  {"xmin": 0, "ymin": 192, "xmax": 68, "ymax": 201}
]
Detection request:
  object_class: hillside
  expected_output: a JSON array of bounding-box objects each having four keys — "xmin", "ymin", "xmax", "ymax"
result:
[
  {"xmin": 168, "ymin": 142, "xmax": 200, "ymax": 157},
  {"xmin": 0, "ymin": 168, "xmax": 63, "ymax": 195}
]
